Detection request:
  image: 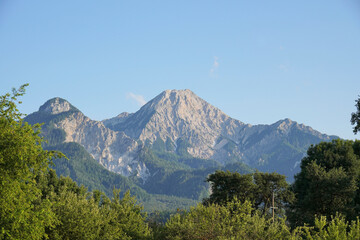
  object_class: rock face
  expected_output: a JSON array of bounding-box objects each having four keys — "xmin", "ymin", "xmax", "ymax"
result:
[
  {"xmin": 102, "ymin": 112, "xmax": 133, "ymax": 129},
  {"xmin": 29, "ymin": 90, "xmax": 337, "ymax": 180},
  {"xmin": 32, "ymin": 98, "xmax": 149, "ymax": 180},
  {"xmin": 105, "ymin": 90, "xmax": 247, "ymax": 160},
  {"xmin": 39, "ymin": 97, "xmax": 74, "ymax": 114},
  {"xmin": 54, "ymin": 112, "xmax": 145, "ymax": 177},
  {"xmin": 234, "ymin": 119, "xmax": 334, "ymax": 175},
  {"xmin": 103, "ymin": 89, "xmax": 336, "ymax": 176}
]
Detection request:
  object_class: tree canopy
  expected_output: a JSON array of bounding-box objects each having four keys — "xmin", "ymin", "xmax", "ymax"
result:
[
  {"xmin": 0, "ymin": 84, "xmax": 61, "ymax": 239},
  {"xmin": 351, "ymin": 95, "xmax": 360, "ymax": 134},
  {"xmin": 162, "ymin": 199, "xmax": 291, "ymax": 240},
  {"xmin": 203, "ymin": 170, "xmax": 294, "ymax": 217},
  {"xmin": 288, "ymin": 139, "xmax": 360, "ymax": 227}
]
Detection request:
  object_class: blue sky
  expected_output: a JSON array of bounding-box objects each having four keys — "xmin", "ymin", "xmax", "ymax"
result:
[{"xmin": 1, "ymin": 1, "xmax": 360, "ymax": 140}]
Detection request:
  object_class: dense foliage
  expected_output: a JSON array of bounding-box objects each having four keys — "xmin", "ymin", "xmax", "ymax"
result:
[
  {"xmin": 36, "ymin": 171, "xmax": 150, "ymax": 240},
  {"xmin": 161, "ymin": 199, "xmax": 291, "ymax": 240},
  {"xmin": 0, "ymin": 84, "xmax": 60, "ymax": 239},
  {"xmin": 351, "ymin": 95, "xmax": 360, "ymax": 134},
  {"xmin": 289, "ymin": 139, "xmax": 360, "ymax": 227},
  {"xmin": 203, "ymin": 170, "xmax": 294, "ymax": 217},
  {"xmin": 136, "ymin": 145, "xmax": 253, "ymax": 201},
  {"xmin": 155, "ymin": 201, "xmax": 360, "ymax": 240}
]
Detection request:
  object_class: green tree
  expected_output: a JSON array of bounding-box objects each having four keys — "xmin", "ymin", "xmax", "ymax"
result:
[
  {"xmin": 203, "ymin": 170, "xmax": 256, "ymax": 205},
  {"xmin": 0, "ymin": 85, "xmax": 62, "ymax": 239},
  {"xmin": 47, "ymin": 190, "xmax": 103, "ymax": 240},
  {"xmin": 253, "ymin": 171, "xmax": 294, "ymax": 217},
  {"xmin": 292, "ymin": 214, "xmax": 360, "ymax": 240},
  {"xmin": 351, "ymin": 95, "xmax": 360, "ymax": 134},
  {"xmin": 99, "ymin": 189, "xmax": 150, "ymax": 240},
  {"xmin": 163, "ymin": 199, "xmax": 291, "ymax": 240},
  {"xmin": 37, "ymin": 170, "xmax": 150, "ymax": 240},
  {"xmin": 203, "ymin": 170, "xmax": 294, "ymax": 217},
  {"xmin": 289, "ymin": 139, "xmax": 360, "ymax": 227}
]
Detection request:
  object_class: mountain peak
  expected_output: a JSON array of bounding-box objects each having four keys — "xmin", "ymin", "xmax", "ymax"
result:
[
  {"xmin": 149, "ymin": 89, "xmax": 197, "ymax": 107},
  {"xmin": 105, "ymin": 89, "xmax": 246, "ymax": 159},
  {"xmin": 39, "ymin": 97, "xmax": 77, "ymax": 115},
  {"xmin": 161, "ymin": 89, "xmax": 194, "ymax": 96},
  {"xmin": 141, "ymin": 89, "xmax": 218, "ymax": 116}
]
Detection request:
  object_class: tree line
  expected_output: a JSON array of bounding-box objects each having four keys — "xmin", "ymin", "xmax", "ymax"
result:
[{"xmin": 1, "ymin": 85, "xmax": 360, "ymax": 239}]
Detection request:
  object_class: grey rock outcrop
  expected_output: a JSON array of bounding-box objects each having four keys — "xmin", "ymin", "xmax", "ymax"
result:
[
  {"xmin": 39, "ymin": 97, "xmax": 73, "ymax": 114},
  {"xmin": 36, "ymin": 99, "xmax": 150, "ymax": 180},
  {"xmin": 103, "ymin": 89, "xmax": 336, "ymax": 176},
  {"xmin": 105, "ymin": 89, "xmax": 248, "ymax": 160},
  {"xmin": 236, "ymin": 119, "xmax": 335, "ymax": 175},
  {"xmin": 102, "ymin": 112, "xmax": 133, "ymax": 129},
  {"xmin": 31, "ymin": 90, "xmax": 337, "ymax": 180}
]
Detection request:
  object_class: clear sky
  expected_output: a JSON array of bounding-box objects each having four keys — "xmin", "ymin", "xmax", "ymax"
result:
[{"xmin": 1, "ymin": 1, "xmax": 360, "ymax": 140}]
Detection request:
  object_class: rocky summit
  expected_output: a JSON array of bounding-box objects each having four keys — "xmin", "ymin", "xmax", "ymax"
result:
[
  {"xmin": 26, "ymin": 90, "xmax": 337, "ymax": 182},
  {"xmin": 103, "ymin": 89, "xmax": 247, "ymax": 160}
]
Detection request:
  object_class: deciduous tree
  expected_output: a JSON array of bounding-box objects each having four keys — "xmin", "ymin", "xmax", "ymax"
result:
[
  {"xmin": 164, "ymin": 199, "xmax": 291, "ymax": 240},
  {"xmin": 253, "ymin": 171, "xmax": 294, "ymax": 216},
  {"xmin": 0, "ymin": 85, "xmax": 62, "ymax": 239},
  {"xmin": 203, "ymin": 170, "xmax": 294, "ymax": 217},
  {"xmin": 203, "ymin": 170, "xmax": 256, "ymax": 205}
]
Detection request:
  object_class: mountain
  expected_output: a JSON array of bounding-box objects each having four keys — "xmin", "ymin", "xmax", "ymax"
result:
[
  {"xmin": 25, "ymin": 90, "xmax": 337, "ymax": 208},
  {"xmin": 25, "ymin": 98, "xmax": 199, "ymax": 211},
  {"xmin": 26, "ymin": 97, "xmax": 149, "ymax": 179},
  {"xmin": 104, "ymin": 89, "xmax": 246, "ymax": 161},
  {"xmin": 102, "ymin": 89, "xmax": 336, "ymax": 177}
]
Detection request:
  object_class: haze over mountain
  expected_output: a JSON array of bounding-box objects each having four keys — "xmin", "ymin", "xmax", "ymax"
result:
[{"xmin": 26, "ymin": 89, "xmax": 337, "ymax": 184}]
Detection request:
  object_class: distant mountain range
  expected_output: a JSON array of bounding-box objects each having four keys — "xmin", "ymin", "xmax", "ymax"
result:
[{"xmin": 25, "ymin": 89, "xmax": 337, "ymax": 210}]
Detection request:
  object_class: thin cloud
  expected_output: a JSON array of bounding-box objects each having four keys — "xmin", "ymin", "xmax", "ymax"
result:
[
  {"xmin": 278, "ymin": 64, "xmax": 289, "ymax": 72},
  {"xmin": 210, "ymin": 56, "xmax": 219, "ymax": 74},
  {"xmin": 127, "ymin": 92, "xmax": 147, "ymax": 106}
]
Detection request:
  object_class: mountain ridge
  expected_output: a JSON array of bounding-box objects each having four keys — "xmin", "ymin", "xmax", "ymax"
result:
[{"xmin": 26, "ymin": 90, "xmax": 337, "ymax": 182}]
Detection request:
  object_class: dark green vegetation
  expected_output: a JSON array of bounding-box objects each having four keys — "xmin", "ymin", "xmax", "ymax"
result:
[
  {"xmin": 3, "ymin": 87, "xmax": 360, "ymax": 239},
  {"xmin": 45, "ymin": 142, "xmax": 198, "ymax": 211},
  {"xmin": 134, "ymin": 144, "xmax": 253, "ymax": 201},
  {"xmin": 351, "ymin": 95, "xmax": 360, "ymax": 134},
  {"xmin": 289, "ymin": 139, "xmax": 360, "ymax": 227},
  {"xmin": 160, "ymin": 139, "xmax": 360, "ymax": 239},
  {"xmin": 203, "ymin": 171, "xmax": 295, "ymax": 217}
]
